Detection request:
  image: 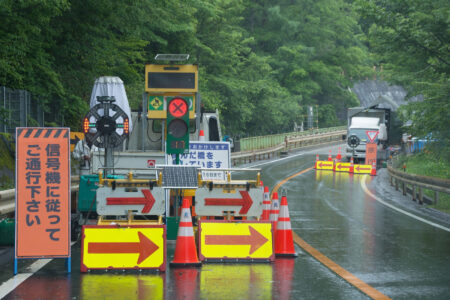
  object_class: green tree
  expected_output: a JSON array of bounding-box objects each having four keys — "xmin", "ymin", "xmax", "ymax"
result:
[{"xmin": 356, "ymin": 0, "xmax": 450, "ymax": 160}]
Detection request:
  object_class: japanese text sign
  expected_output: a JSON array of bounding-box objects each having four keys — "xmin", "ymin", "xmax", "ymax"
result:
[
  {"xmin": 168, "ymin": 141, "xmax": 230, "ymax": 170},
  {"xmin": 15, "ymin": 128, "xmax": 70, "ymax": 258},
  {"xmin": 365, "ymin": 143, "xmax": 378, "ymax": 166}
]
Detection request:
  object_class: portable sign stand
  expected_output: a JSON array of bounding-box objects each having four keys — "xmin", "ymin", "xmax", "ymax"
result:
[
  {"xmin": 15, "ymin": 128, "xmax": 71, "ymax": 274},
  {"xmin": 365, "ymin": 130, "xmax": 378, "ymax": 166}
]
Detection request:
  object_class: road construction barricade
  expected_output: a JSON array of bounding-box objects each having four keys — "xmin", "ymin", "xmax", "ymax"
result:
[{"xmin": 314, "ymin": 152, "xmax": 376, "ymax": 175}]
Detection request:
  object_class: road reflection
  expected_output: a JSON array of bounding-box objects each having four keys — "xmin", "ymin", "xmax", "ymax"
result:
[
  {"xmin": 80, "ymin": 273, "xmax": 164, "ymax": 300},
  {"xmin": 173, "ymin": 268, "xmax": 199, "ymax": 300},
  {"xmin": 4, "ymin": 275, "xmax": 70, "ymax": 300},
  {"xmin": 200, "ymin": 264, "xmax": 273, "ymax": 299},
  {"xmin": 273, "ymin": 258, "xmax": 295, "ymax": 300}
]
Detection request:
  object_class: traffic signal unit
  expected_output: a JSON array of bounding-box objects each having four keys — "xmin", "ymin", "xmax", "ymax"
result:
[
  {"xmin": 166, "ymin": 97, "xmax": 190, "ymax": 154},
  {"xmin": 145, "ymin": 64, "xmax": 198, "ymax": 156}
]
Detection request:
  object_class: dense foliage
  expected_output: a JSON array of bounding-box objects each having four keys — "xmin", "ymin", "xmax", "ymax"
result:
[
  {"xmin": 355, "ymin": 0, "xmax": 450, "ymax": 161},
  {"xmin": 2, "ymin": 0, "xmax": 374, "ymax": 136}
]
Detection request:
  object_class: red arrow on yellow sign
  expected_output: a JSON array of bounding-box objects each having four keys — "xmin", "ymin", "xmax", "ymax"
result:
[
  {"xmin": 204, "ymin": 226, "xmax": 268, "ymax": 254},
  {"xmin": 355, "ymin": 166, "xmax": 371, "ymax": 171},
  {"xmin": 88, "ymin": 232, "xmax": 159, "ymax": 264},
  {"xmin": 318, "ymin": 162, "xmax": 333, "ymax": 168}
]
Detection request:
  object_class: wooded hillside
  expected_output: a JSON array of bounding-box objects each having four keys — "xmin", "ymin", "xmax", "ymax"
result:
[{"xmin": 2, "ymin": 0, "xmax": 446, "ymax": 146}]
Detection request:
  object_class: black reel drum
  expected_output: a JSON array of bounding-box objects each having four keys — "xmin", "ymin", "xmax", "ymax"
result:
[{"xmin": 83, "ymin": 96, "xmax": 129, "ymax": 148}]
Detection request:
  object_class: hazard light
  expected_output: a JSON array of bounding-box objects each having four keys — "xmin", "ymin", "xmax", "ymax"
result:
[
  {"xmin": 124, "ymin": 118, "xmax": 129, "ymax": 134},
  {"xmin": 83, "ymin": 117, "xmax": 90, "ymax": 133}
]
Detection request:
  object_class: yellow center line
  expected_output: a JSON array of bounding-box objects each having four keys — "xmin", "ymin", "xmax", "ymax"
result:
[{"xmin": 272, "ymin": 167, "xmax": 391, "ymax": 300}]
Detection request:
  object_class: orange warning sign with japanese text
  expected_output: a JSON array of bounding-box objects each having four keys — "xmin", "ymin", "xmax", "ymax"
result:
[
  {"xmin": 15, "ymin": 128, "xmax": 70, "ymax": 258},
  {"xmin": 365, "ymin": 143, "xmax": 377, "ymax": 166}
]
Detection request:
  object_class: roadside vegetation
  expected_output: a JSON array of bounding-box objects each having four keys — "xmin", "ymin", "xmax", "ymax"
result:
[
  {"xmin": 395, "ymin": 149, "xmax": 450, "ymax": 214},
  {"xmin": 0, "ymin": 0, "xmax": 372, "ymax": 136}
]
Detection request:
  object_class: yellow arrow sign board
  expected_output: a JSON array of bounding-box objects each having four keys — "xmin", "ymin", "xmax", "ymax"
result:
[
  {"xmin": 353, "ymin": 164, "xmax": 372, "ymax": 174},
  {"xmin": 315, "ymin": 160, "xmax": 334, "ymax": 170},
  {"xmin": 81, "ymin": 225, "xmax": 166, "ymax": 272},
  {"xmin": 198, "ymin": 221, "xmax": 274, "ymax": 261},
  {"xmin": 335, "ymin": 162, "xmax": 351, "ymax": 172}
]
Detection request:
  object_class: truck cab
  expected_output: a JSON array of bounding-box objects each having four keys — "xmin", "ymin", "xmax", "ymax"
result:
[{"xmin": 346, "ymin": 107, "xmax": 389, "ymax": 163}]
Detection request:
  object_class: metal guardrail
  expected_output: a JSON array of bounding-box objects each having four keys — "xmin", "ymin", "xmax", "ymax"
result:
[
  {"xmin": 387, "ymin": 165, "xmax": 450, "ymax": 204},
  {"xmin": 238, "ymin": 126, "xmax": 346, "ymax": 151},
  {"xmin": 2, "ymin": 127, "xmax": 346, "ymax": 213},
  {"xmin": 231, "ymin": 130, "xmax": 346, "ymax": 165},
  {"xmin": 0, "ymin": 176, "xmax": 80, "ymax": 216}
]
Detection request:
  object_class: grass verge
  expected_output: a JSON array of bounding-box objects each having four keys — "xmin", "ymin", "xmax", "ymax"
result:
[{"xmin": 394, "ymin": 152, "xmax": 450, "ymax": 214}]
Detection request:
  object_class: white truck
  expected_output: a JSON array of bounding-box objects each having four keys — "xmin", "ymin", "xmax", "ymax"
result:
[{"xmin": 346, "ymin": 107, "xmax": 389, "ymax": 163}]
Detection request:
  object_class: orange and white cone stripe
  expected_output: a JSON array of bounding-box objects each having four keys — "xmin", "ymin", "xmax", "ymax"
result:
[
  {"xmin": 171, "ymin": 198, "xmax": 201, "ymax": 267},
  {"xmin": 275, "ymin": 196, "xmax": 297, "ymax": 257},
  {"xmin": 199, "ymin": 130, "xmax": 205, "ymax": 141},
  {"xmin": 371, "ymin": 161, "xmax": 377, "ymax": 176},
  {"xmin": 261, "ymin": 186, "xmax": 271, "ymax": 221},
  {"xmin": 336, "ymin": 147, "xmax": 342, "ymax": 162},
  {"xmin": 270, "ymin": 192, "xmax": 280, "ymax": 237}
]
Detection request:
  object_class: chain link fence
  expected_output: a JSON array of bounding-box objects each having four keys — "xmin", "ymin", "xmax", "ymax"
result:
[{"xmin": 0, "ymin": 86, "xmax": 46, "ymax": 134}]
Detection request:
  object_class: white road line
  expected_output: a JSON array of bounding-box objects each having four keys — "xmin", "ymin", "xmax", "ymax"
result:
[
  {"xmin": 0, "ymin": 241, "xmax": 76, "ymax": 298},
  {"xmin": 361, "ymin": 175, "xmax": 450, "ymax": 232},
  {"xmin": 242, "ymin": 145, "xmax": 340, "ymax": 169}
]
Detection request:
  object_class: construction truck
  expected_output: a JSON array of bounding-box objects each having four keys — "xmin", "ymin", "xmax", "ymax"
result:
[{"xmin": 345, "ymin": 107, "xmax": 391, "ymax": 164}]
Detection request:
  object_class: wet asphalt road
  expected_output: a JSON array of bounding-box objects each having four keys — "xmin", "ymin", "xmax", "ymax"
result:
[{"xmin": 1, "ymin": 143, "xmax": 450, "ymax": 299}]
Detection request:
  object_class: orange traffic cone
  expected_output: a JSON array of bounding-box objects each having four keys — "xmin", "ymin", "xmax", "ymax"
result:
[
  {"xmin": 349, "ymin": 157, "xmax": 354, "ymax": 174},
  {"xmin": 270, "ymin": 192, "xmax": 280, "ymax": 235},
  {"xmin": 171, "ymin": 198, "xmax": 201, "ymax": 267},
  {"xmin": 275, "ymin": 196, "xmax": 297, "ymax": 257},
  {"xmin": 314, "ymin": 154, "xmax": 319, "ymax": 169},
  {"xmin": 199, "ymin": 130, "xmax": 205, "ymax": 141},
  {"xmin": 336, "ymin": 147, "xmax": 342, "ymax": 162},
  {"xmin": 371, "ymin": 161, "xmax": 377, "ymax": 176},
  {"xmin": 328, "ymin": 150, "xmax": 332, "ymax": 161},
  {"xmin": 261, "ymin": 186, "xmax": 271, "ymax": 220}
]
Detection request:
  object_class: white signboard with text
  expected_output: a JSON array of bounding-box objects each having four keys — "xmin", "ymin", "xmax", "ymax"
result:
[{"xmin": 166, "ymin": 141, "xmax": 231, "ymax": 180}]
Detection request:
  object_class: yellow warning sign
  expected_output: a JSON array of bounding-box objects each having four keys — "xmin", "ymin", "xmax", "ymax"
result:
[
  {"xmin": 353, "ymin": 164, "xmax": 372, "ymax": 174},
  {"xmin": 198, "ymin": 221, "xmax": 273, "ymax": 261},
  {"xmin": 70, "ymin": 131, "xmax": 84, "ymax": 152},
  {"xmin": 150, "ymin": 96, "xmax": 164, "ymax": 110},
  {"xmin": 81, "ymin": 225, "xmax": 166, "ymax": 271},
  {"xmin": 315, "ymin": 160, "xmax": 334, "ymax": 170},
  {"xmin": 335, "ymin": 162, "xmax": 351, "ymax": 172}
]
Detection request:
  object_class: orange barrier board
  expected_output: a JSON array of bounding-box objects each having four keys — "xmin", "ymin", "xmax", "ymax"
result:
[{"xmin": 15, "ymin": 128, "xmax": 70, "ymax": 258}]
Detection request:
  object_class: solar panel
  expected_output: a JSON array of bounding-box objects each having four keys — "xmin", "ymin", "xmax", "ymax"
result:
[
  {"xmin": 162, "ymin": 166, "xmax": 198, "ymax": 188},
  {"xmin": 154, "ymin": 54, "xmax": 189, "ymax": 61}
]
